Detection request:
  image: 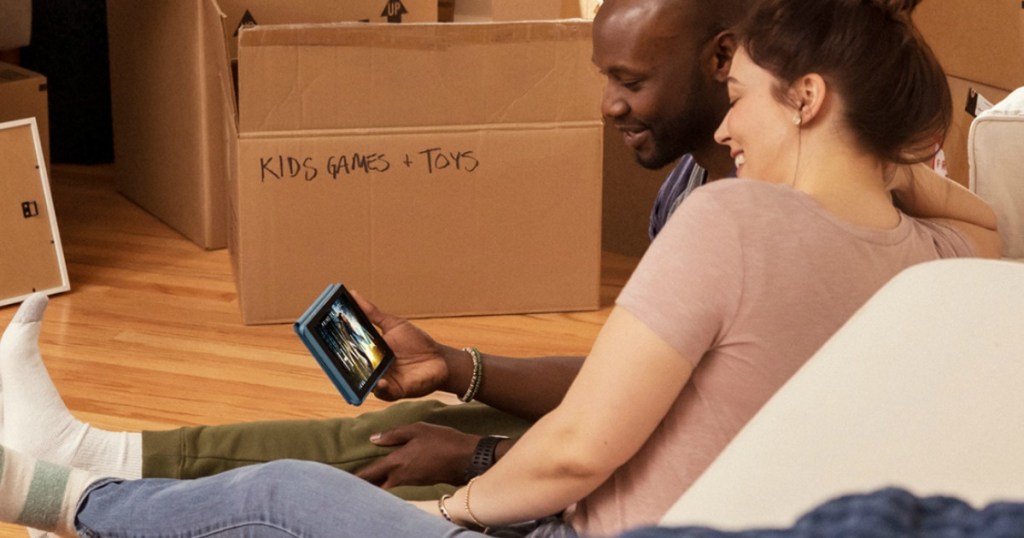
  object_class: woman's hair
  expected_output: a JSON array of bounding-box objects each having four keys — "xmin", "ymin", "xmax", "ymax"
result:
[{"xmin": 737, "ymin": 0, "xmax": 951, "ymax": 165}]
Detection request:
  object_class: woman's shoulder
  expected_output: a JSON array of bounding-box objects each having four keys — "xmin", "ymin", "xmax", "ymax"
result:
[
  {"xmin": 655, "ymin": 179, "xmax": 807, "ymax": 244},
  {"xmin": 697, "ymin": 177, "xmax": 798, "ymax": 197},
  {"xmin": 686, "ymin": 179, "xmax": 811, "ymax": 215}
]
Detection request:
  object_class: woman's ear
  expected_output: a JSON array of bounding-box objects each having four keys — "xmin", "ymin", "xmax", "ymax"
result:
[
  {"xmin": 709, "ymin": 31, "xmax": 738, "ymax": 83},
  {"xmin": 792, "ymin": 74, "xmax": 828, "ymax": 125}
]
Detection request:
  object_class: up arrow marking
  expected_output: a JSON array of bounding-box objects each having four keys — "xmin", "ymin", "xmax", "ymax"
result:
[{"xmin": 381, "ymin": 0, "xmax": 408, "ymax": 23}]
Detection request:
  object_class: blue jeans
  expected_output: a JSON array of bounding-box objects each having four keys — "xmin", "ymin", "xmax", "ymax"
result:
[{"xmin": 75, "ymin": 460, "xmax": 578, "ymax": 538}]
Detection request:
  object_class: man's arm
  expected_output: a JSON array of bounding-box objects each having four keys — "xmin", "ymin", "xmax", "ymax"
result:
[
  {"xmin": 354, "ymin": 290, "xmax": 584, "ymax": 418},
  {"xmin": 890, "ymin": 163, "xmax": 1002, "ymax": 258},
  {"xmin": 350, "ymin": 291, "xmax": 584, "ymax": 489},
  {"xmin": 441, "ymin": 346, "xmax": 583, "ymax": 420}
]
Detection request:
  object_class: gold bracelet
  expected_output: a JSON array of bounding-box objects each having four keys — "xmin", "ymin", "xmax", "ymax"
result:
[
  {"xmin": 437, "ymin": 494, "xmax": 454, "ymax": 522},
  {"xmin": 459, "ymin": 347, "xmax": 484, "ymax": 402},
  {"xmin": 463, "ymin": 476, "xmax": 488, "ymax": 529}
]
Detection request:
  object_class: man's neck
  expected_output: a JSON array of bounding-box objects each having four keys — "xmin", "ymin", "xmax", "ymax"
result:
[{"xmin": 691, "ymin": 145, "xmax": 734, "ymax": 181}]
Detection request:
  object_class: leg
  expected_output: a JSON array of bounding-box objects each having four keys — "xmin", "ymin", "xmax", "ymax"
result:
[
  {"xmin": 0, "ymin": 293, "xmax": 141, "ymax": 479},
  {"xmin": 76, "ymin": 460, "xmax": 482, "ymax": 537},
  {"xmin": 0, "ymin": 444, "xmax": 99, "ymax": 537},
  {"xmin": 143, "ymin": 401, "xmax": 532, "ymax": 499}
]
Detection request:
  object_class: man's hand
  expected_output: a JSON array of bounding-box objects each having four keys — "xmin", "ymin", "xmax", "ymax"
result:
[
  {"xmin": 356, "ymin": 422, "xmax": 480, "ymax": 488},
  {"xmin": 354, "ymin": 291, "xmax": 586, "ymax": 419},
  {"xmin": 352, "ymin": 291, "xmax": 453, "ymax": 400}
]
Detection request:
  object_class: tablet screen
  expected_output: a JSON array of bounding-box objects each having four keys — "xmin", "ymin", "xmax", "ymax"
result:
[{"xmin": 298, "ymin": 285, "xmax": 394, "ymax": 403}]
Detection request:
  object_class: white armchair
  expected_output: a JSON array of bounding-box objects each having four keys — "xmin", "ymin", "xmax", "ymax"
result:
[{"xmin": 660, "ymin": 258, "xmax": 1024, "ymax": 530}]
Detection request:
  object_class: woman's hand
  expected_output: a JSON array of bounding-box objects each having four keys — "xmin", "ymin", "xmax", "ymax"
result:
[{"xmin": 409, "ymin": 499, "xmax": 443, "ymax": 517}]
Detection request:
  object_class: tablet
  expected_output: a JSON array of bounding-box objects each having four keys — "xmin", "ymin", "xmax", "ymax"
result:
[{"xmin": 294, "ymin": 284, "xmax": 395, "ymax": 406}]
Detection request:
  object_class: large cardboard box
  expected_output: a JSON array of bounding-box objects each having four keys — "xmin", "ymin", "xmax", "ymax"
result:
[
  {"xmin": 232, "ymin": 21, "xmax": 604, "ymax": 323},
  {"xmin": 914, "ymin": 0, "xmax": 1023, "ymax": 185},
  {"xmin": 0, "ymin": 0, "xmax": 31, "ymax": 50},
  {"xmin": 106, "ymin": 1, "xmax": 596, "ymax": 251},
  {"xmin": 0, "ymin": 62, "xmax": 50, "ymax": 171},
  {"xmin": 107, "ymin": 0, "xmax": 440, "ymax": 250},
  {"xmin": 453, "ymin": 0, "xmax": 597, "ymax": 21},
  {"xmin": 0, "ymin": 118, "xmax": 69, "ymax": 306}
]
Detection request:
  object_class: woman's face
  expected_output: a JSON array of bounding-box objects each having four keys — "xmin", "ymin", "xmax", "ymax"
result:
[{"xmin": 714, "ymin": 47, "xmax": 800, "ymax": 184}]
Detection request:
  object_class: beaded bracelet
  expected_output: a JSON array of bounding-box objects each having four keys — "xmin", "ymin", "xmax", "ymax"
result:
[
  {"xmin": 459, "ymin": 347, "xmax": 484, "ymax": 403},
  {"xmin": 438, "ymin": 494, "xmax": 454, "ymax": 522}
]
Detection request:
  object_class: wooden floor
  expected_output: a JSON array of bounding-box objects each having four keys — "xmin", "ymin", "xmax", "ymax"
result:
[{"xmin": 0, "ymin": 164, "xmax": 638, "ymax": 536}]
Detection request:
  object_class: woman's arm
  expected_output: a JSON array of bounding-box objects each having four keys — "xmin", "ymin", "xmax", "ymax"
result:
[
  {"xmin": 889, "ymin": 163, "xmax": 1002, "ymax": 258},
  {"xmin": 437, "ymin": 306, "xmax": 693, "ymax": 527}
]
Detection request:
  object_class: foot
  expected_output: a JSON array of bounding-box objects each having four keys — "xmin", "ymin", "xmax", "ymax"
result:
[{"xmin": 0, "ymin": 293, "xmax": 141, "ymax": 479}]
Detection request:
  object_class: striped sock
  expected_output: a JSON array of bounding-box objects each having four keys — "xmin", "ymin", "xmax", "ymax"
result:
[{"xmin": 0, "ymin": 445, "xmax": 98, "ymax": 537}]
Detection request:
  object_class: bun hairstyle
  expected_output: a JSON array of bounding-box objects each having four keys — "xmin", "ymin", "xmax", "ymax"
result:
[
  {"xmin": 869, "ymin": 0, "xmax": 924, "ymax": 18},
  {"xmin": 737, "ymin": 0, "xmax": 950, "ymax": 165}
]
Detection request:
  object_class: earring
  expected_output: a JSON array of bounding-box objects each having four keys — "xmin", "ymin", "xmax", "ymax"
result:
[{"xmin": 792, "ymin": 114, "xmax": 802, "ymax": 126}]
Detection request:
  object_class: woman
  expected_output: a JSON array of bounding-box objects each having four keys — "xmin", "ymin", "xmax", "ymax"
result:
[{"xmin": 0, "ymin": 0, "xmax": 1000, "ymax": 536}]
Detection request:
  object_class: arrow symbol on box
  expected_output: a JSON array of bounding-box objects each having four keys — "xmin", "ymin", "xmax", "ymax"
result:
[{"xmin": 381, "ymin": 0, "xmax": 408, "ymax": 23}]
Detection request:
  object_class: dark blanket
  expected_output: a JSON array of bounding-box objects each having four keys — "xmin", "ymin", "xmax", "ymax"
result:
[{"xmin": 618, "ymin": 488, "xmax": 1024, "ymax": 537}]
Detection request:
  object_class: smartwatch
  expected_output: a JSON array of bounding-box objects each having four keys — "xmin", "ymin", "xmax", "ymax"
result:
[{"xmin": 465, "ymin": 435, "xmax": 508, "ymax": 481}]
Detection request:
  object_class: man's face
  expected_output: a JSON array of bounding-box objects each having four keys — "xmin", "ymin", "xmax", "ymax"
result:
[{"xmin": 593, "ymin": 1, "xmax": 722, "ymax": 170}]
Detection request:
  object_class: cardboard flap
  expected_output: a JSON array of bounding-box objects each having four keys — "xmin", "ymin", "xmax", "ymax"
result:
[
  {"xmin": 237, "ymin": 20, "xmax": 601, "ymax": 134},
  {"xmin": 914, "ymin": 0, "xmax": 1023, "ymax": 91}
]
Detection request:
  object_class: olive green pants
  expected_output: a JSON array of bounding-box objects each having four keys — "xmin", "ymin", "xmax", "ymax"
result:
[{"xmin": 141, "ymin": 400, "xmax": 532, "ymax": 500}]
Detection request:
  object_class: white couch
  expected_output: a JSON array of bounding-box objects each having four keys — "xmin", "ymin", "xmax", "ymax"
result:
[
  {"xmin": 970, "ymin": 86, "xmax": 1024, "ymax": 260},
  {"xmin": 660, "ymin": 257, "xmax": 1024, "ymax": 530}
]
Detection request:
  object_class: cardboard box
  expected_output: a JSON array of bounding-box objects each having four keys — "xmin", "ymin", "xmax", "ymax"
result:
[
  {"xmin": 0, "ymin": 62, "xmax": 50, "ymax": 171},
  {"xmin": 106, "ymin": 0, "xmax": 441, "ymax": 250},
  {"xmin": 232, "ymin": 20, "xmax": 604, "ymax": 323},
  {"xmin": 217, "ymin": 0, "xmax": 440, "ymax": 59},
  {"xmin": 0, "ymin": 118, "xmax": 69, "ymax": 306},
  {"xmin": 914, "ymin": 0, "xmax": 1023, "ymax": 185},
  {"xmin": 106, "ymin": 1, "xmax": 604, "ymax": 251},
  {"xmin": 914, "ymin": 0, "xmax": 1023, "ymax": 92},
  {"xmin": 453, "ymin": 0, "xmax": 594, "ymax": 22},
  {"xmin": 107, "ymin": 0, "xmax": 236, "ymax": 250},
  {"xmin": 0, "ymin": 0, "xmax": 31, "ymax": 49}
]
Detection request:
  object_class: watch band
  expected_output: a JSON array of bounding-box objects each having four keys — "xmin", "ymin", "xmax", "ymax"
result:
[{"xmin": 465, "ymin": 435, "xmax": 508, "ymax": 481}]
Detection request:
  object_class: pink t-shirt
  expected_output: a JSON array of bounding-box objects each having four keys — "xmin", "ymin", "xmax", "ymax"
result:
[{"xmin": 570, "ymin": 179, "xmax": 974, "ymax": 536}]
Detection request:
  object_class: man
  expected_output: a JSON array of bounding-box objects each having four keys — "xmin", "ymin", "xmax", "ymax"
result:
[
  {"xmin": 594, "ymin": 0, "xmax": 737, "ymax": 238},
  {"xmin": 10, "ymin": 0, "xmax": 748, "ymax": 503}
]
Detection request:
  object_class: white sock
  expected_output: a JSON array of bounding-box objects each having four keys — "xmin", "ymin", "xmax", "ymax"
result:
[
  {"xmin": 0, "ymin": 444, "xmax": 100, "ymax": 537},
  {"xmin": 0, "ymin": 293, "xmax": 142, "ymax": 480}
]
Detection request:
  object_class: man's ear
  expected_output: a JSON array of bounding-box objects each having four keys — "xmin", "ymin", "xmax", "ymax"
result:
[
  {"xmin": 792, "ymin": 73, "xmax": 828, "ymax": 125},
  {"xmin": 709, "ymin": 31, "xmax": 737, "ymax": 83}
]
